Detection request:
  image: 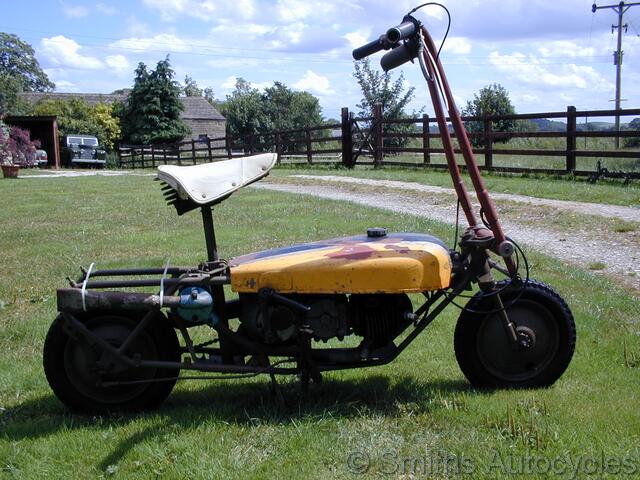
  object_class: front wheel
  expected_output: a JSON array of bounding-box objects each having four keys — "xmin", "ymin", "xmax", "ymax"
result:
[
  {"xmin": 454, "ymin": 280, "xmax": 576, "ymax": 389},
  {"xmin": 43, "ymin": 312, "xmax": 181, "ymax": 412}
]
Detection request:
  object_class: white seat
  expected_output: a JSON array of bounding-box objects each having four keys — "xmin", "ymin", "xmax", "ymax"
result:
[{"xmin": 157, "ymin": 153, "xmax": 277, "ymax": 205}]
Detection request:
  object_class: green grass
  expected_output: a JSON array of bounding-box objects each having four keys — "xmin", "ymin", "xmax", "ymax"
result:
[
  {"xmin": 272, "ymin": 165, "xmax": 640, "ymax": 207},
  {"xmin": 1, "ymin": 175, "xmax": 639, "ymax": 479}
]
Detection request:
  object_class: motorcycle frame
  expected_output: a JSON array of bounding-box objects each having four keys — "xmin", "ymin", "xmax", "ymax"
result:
[{"xmin": 55, "ymin": 14, "xmax": 520, "ymax": 383}]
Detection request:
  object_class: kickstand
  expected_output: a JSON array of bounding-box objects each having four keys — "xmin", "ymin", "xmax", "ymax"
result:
[
  {"xmin": 269, "ymin": 373, "xmax": 287, "ymax": 411},
  {"xmin": 298, "ymin": 330, "xmax": 322, "ymax": 396}
]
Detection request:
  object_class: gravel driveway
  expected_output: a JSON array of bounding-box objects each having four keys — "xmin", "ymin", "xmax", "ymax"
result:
[{"xmin": 255, "ymin": 176, "xmax": 640, "ymax": 293}]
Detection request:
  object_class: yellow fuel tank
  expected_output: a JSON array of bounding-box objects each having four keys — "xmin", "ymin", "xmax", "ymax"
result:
[{"xmin": 229, "ymin": 233, "xmax": 452, "ymax": 294}]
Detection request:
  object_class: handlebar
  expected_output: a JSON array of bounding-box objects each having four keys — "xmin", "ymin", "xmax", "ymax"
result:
[
  {"xmin": 385, "ymin": 20, "xmax": 417, "ymax": 43},
  {"xmin": 352, "ymin": 35, "xmax": 387, "ymax": 61},
  {"xmin": 351, "ymin": 15, "xmax": 421, "ymax": 70},
  {"xmin": 380, "ymin": 41, "xmax": 419, "ymax": 71}
]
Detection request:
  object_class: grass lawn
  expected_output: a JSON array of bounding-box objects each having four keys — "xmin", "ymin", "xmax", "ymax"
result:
[{"xmin": 1, "ymin": 174, "xmax": 639, "ymax": 479}]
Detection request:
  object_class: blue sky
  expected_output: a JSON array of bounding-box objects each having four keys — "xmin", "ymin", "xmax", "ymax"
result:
[{"xmin": 4, "ymin": 0, "xmax": 640, "ymax": 120}]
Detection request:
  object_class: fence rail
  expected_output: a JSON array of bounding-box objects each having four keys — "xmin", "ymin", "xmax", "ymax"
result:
[{"xmin": 117, "ymin": 105, "xmax": 640, "ymax": 178}]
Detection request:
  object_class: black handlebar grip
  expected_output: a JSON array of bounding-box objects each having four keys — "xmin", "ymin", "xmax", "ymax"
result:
[
  {"xmin": 386, "ymin": 20, "xmax": 417, "ymax": 44},
  {"xmin": 352, "ymin": 36, "xmax": 384, "ymax": 60},
  {"xmin": 380, "ymin": 42, "xmax": 418, "ymax": 71}
]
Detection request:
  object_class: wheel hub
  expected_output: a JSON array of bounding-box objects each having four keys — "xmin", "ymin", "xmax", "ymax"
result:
[{"xmin": 516, "ymin": 326, "xmax": 536, "ymax": 350}]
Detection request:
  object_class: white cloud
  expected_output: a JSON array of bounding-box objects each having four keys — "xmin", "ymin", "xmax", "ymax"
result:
[
  {"xmin": 105, "ymin": 55, "xmax": 130, "ymax": 72},
  {"xmin": 443, "ymin": 37, "xmax": 472, "ymax": 55},
  {"xmin": 96, "ymin": 2, "xmax": 117, "ymax": 15},
  {"xmin": 343, "ymin": 29, "xmax": 372, "ymax": 50},
  {"xmin": 142, "ymin": 0, "xmax": 256, "ymax": 22},
  {"xmin": 40, "ymin": 36, "xmax": 103, "ymax": 70},
  {"xmin": 61, "ymin": 2, "xmax": 88, "ymax": 18},
  {"xmin": 221, "ymin": 75, "xmax": 237, "ymax": 89},
  {"xmin": 537, "ymin": 41, "xmax": 597, "ymax": 58},
  {"xmin": 276, "ymin": 0, "xmax": 335, "ymax": 22},
  {"xmin": 126, "ymin": 16, "xmax": 151, "ymax": 36},
  {"xmin": 55, "ymin": 80, "xmax": 78, "ymax": 91},
  {"xmin": 293, "ymin": 70, "xmax": 334, "ymax": 95},
  {"xmin": 110, "ymin": 33, "xmax": 191, "ymax": 53},
  {"xmin": 488, "ymin": 51, "xmax": 611, "ymax": 90}
]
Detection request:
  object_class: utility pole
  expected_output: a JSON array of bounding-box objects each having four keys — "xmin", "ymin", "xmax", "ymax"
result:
[{"xmin": 592, "ymin": 1, "xmax": 640, "ymax": 148}]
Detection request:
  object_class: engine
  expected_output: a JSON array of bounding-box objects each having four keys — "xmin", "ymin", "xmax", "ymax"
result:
[{"xmin": 238, "ymin": 293, "xmax": 413, "ymax": 347}]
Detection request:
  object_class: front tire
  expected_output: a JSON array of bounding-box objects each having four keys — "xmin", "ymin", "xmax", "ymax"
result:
[
  {"xmin": 43, "ymin": 312, "xmax": 181, "ymax": 412},
  {"xmin": 454, "ymin": 280, "xmax": 576, "ymax": 389}
]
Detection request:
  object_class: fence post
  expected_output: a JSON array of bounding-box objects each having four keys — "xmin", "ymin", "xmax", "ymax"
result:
[
  {"xmin": 162, "ymin": 143, "xmax": 167, "ymax": 164},
  {"xmin": 566, "ymin": 105, "xmax": 576, "ymax": 173},
  {"xmin": 191, "ymin": 139, "xmax": 197, "ymax": 165},
  {"xmin": 275, "ymin": 133, "xmax": 282, "ymax": 163},
  {"xmin": 177, "ymin": 144, "xmax": 182, "ymax": 166},
  {"xmin": 373, "ymin": 103, "xmax": 383, "ymax": 167},
  {"xmin": 422, "ymin": 114, "xmax": 430, "ymax": 164},
  {"xmin": 341, "ymin": 107, "xmax": 353, "ymax": 168},
  {"xmin": 483, "ymin": 118, "xmax": 493, "ymax": 169},
  {"xmin": 140, "ymin": 145, "xmax": 145, "ymax": 168},
  {"xmin": 151, "ymin": 144, "xmax": 156, "ymax": 168},
  {"xmin": 305, "ymin": 128, "xmax": 312, "ymax": 164},
  {"xmin": 207, "ymin": 137, "xmax": 212, "ymax": 162}
]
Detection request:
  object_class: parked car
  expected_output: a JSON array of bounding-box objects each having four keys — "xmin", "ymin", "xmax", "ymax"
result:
[
  {"xmin": 62, "ymin": 135, "xmax": 106, "ymax": 168},
  {"xmin": 35, "ymin": 149, "xmax": 48, "ymax": 167}
]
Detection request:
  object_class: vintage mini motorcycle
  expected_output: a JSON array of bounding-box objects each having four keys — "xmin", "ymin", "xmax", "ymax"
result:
[{"xmin": 44, "ymin": 5, "xmax": 576, "ymax": 412}]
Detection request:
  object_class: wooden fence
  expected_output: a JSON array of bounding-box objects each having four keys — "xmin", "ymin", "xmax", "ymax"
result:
[{"xmin": 117, "ymin": 106, "xmax": 640, "ymax": 178}]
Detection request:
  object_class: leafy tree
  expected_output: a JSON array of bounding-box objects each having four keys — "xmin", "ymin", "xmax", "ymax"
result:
[
  {"xmin": 219, "ymin": 78, "xmax": 325, "ymax": 152},
  {"xmin": 0, "ymin": 32, "xmax": 54, "ymax": 114},
  {"xmin": 31, "ymin": 97, "xmax": 121, "ymax": 150},
  {"xmin": 182, "ymin": 74, "xmax": 202, "ymax": 97},
  {"xmin": 262, "ymin": 82, "xmax": 323, "ymax": 131},
  {"xmin": 119, "ymin": 57, "xmax": 190, "ymax": 145},
  {"xmin": 461, "ymin": 83, "xmax": 517, "ymax": 147},
  {"xmin": 219, "ymin": 78, "xmax": 272, "ymax": 144},
  {"xmin": 262, "ymin": 82, "xmax": 324, "ymax": 150},
  {"xmin": 353, "ymin": 58, "xmax": 417, "ymax": 149},
  {"xmin": 624, "ymin": 117, "xmax": 640, "ymax": 148}
]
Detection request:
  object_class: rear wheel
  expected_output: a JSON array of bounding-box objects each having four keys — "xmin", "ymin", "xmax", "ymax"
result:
[
  {"xmin": 454, "ymin": 280, "xmax": 576, "ymax": 388},
  {"xmin": 43, "ymin": 312, "xmax": 180, "ymax": 412}
]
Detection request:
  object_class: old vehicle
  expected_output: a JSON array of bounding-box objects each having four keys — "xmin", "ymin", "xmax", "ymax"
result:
[
  {"xmin": 62, "ymin": 134, "xmax": 106, "ymax": 168},
  {"xmin": 43, "ymin": 5, "xmax": 576, "ymax": 412},
  {"xmin": 35, "ymin": 149, "xmax": 48, "ymax": 167}
]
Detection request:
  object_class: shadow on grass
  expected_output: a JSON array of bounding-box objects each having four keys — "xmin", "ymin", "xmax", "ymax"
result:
[{"xmin": 1, "ymin": 374, "xmax": 479, "ymax": 471}]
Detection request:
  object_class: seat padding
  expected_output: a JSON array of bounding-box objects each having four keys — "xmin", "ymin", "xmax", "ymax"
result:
[{"xmin": 157, "ymin": 153, "xmax": 277, "ymax": 205}]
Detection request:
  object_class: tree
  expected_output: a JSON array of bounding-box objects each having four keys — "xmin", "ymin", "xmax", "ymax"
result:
[
  {"xmin": 353, "ymin": 58, "xmax": 417, "ymax": 149},
  {"xmin": 0, "ymin": 33, "xmax": 54, "ymax": 114},
  {"xmin": 119, "ymin": 57, "xmax": 190, "ymax": 145},
  {"xmin": 461, "ymin": 83, "xmax": 517, "ymax": 147},
  {"xmin": 219, "ymin": 78, "xmax": 325, "ymax": 152},
  {"xmin": 219, "ymin": 78, "xmax": 272, "ymax": 144},
  {"xmin": 182, "ymin": 74, "xmax": 202, "ymax": 97},
  {"xmin": 31, "ymin": 97, "xmax": 121, "ymax": 150},
  {"xmin": 624, "ymin": 117, "xmax": 640, "ymax": 148}
]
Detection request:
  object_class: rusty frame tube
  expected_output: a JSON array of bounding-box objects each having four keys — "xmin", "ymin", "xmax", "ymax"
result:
[{"xmin": 420, "ymin": 26, "xmax": 516, "ymax": 274}]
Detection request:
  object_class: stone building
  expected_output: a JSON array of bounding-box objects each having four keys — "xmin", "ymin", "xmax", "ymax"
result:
[{"xmin": 19, "ymin": 92, "xmax": 226, "ymax": 143}]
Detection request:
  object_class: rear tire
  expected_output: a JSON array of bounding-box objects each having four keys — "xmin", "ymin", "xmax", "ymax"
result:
[
  {"xmin": 454, "ymin": 280, "xmax": 576, "ymax": 389},
  {"xmin": 43, "ymin": 312, "xmax": 180, "ymax": 412}
]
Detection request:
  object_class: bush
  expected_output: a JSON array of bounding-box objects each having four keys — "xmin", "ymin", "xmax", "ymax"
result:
[{"xmin": 0, "ymin": 121, "xmax": 40, "ymax": 167}]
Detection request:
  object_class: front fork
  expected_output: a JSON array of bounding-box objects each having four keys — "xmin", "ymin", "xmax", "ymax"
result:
[{"xmin": 466, "ymin": 242, "xmax": 522, "ymax": 347}]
